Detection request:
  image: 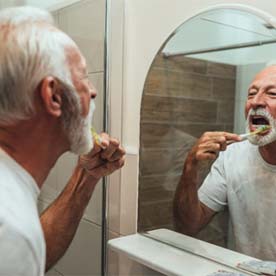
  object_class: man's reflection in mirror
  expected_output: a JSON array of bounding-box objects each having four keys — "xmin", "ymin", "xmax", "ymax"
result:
[{"xmin": 174, "ymin": 65, "xmax": 276, "ymax": 261}]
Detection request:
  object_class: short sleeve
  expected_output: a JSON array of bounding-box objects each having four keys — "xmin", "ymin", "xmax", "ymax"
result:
[
  {"xmin": 0, "ymin": 222, "xmax": 39, "ymax": 276},
  {"xmin": 198, "ymin": 153, "xmax": 228, "ymax": 212}
]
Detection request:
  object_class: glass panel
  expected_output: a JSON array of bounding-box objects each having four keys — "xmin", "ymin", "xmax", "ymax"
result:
[
  {"xmin": 139, "ymin": 6, "xmax": 276, "ymax": 266},
  {"xmin": 0, "ymin": 0, "xmax": 105, "ymax": 275}
]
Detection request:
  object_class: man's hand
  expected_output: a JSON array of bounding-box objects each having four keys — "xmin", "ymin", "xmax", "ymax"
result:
[
  {"xmin": 78, "ymin": 133, "xmax": 126, "ymax": 179},
  {"xmin": 188, "ymin": 131, "xmax": 241, "ymax": 164}
]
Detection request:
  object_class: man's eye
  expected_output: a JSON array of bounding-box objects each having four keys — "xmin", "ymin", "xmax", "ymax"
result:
[
  {"xmin": 267, "ymin": 91, "xmax": 276, "ymax": 96},
  {"xmin": 248, "ymin": 91, "xmax": 257, "ymax": 97}
]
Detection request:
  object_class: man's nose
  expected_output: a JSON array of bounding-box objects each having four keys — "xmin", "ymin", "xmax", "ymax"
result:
[
  {"xmin": 88, "ymin": 80, "xmax": 97, "ymax": 99},
  {"xmin": 251, "ymin": 92, "xmax": 266, "ymax": 109},
  {"xmin": 90, "ymin": 88, "xmax": 97, "ymax": 99}
]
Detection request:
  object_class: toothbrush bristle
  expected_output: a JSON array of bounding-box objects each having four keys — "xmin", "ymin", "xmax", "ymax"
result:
[
  {"xmin": 91, "ymin": 127, "xmax": 102, "ymax": 145},
  {"xmin": 256, "ymin": 125, "xmax": 271, "ymax": 134}
]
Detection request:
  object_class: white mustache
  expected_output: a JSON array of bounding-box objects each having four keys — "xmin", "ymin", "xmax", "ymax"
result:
[
  {"xmin": 246, "ymin": 108, "xmax": 276, "ymax": 146},
  {"xmin": 247, "ymin": 108, "xmax": 273, "ymax": 124}
]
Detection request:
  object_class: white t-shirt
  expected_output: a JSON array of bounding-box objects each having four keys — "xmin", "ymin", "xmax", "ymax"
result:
[
  {"xmin": 199, "ymin": 140, "xmax": 276, "ymax": 260},
  {"xmin": 0, "ymin": 149, "xmax": 45, "ymax": 275}
]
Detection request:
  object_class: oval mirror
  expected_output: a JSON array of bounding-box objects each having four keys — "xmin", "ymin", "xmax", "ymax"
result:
[{"xmin": 139, "ymin": 6, "xmax": 276, "ymax": 263}]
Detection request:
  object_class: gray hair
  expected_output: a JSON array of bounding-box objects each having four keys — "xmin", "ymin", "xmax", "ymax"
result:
[{"xmin": 0, "ymin": 6, "xmax": 78, "ymax": 124}]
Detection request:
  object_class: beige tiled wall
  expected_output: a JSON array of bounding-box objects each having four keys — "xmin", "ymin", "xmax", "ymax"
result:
[
  {"xmin": 139, "ymin": 54, "xmax": 236, "ymax": 247},
  {"xmin": 39, "ymin": 1, "xmax": 106, "ymax": 275}
]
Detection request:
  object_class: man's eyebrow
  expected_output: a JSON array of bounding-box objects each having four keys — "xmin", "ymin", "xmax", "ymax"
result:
[
  {"xmin": 248, "ymin": 84, "xmax": 258, "ymax": 92},
  {"xmin": 248, "ymin": 84, "xmax": 276, "ymax": 93}
]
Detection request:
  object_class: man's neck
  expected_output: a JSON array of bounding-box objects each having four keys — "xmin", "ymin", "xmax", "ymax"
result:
[
  {"xmin": 259, "ymin": 141, "xmax": 276, "ymax": 165},
  {"xmin": 0, "ymin": 119, "xmax": 68, "ymax": 188}
]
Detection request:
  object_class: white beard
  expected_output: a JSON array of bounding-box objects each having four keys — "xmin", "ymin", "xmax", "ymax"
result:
[
  {"xmin": 246, "ymin": 108, "xmax": 276, "ymax": 146},
  {"xmin": 68, "ymin": 100, "xmax": 95, "ymax": 155}
]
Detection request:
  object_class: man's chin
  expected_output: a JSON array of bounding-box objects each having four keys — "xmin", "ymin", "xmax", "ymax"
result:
[
  {"xmin": 248, "ymin": 134, "xmax": 276, "ymax": 147},
  {"xmin": 70, "ymin": 138, "xmax": 94, "ymax": 155}
]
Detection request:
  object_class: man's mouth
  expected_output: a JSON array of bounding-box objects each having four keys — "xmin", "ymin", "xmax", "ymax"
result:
[{"xmin": 250, "ymin": 115, "xmax": 271, "ymax": 135}]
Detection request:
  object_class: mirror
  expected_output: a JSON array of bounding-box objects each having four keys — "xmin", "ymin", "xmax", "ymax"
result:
[{"xmin": 138, "ymin": 7, "xmax": 276, "ymax": 262}]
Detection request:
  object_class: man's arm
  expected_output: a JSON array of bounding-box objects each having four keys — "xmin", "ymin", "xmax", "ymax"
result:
[
  {"xmin": 40, "ymin": 134, "xmax": 125, "ymax": 271},
  {"xmin": 173, "ymin": 152, "xmax": 215, "ymax": 235},
  {"xmin": 173, "ymin": 131, "xmax": 241, "ymax": 235}
]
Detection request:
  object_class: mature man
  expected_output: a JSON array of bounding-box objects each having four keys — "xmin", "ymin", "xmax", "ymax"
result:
[
  {"xmin": 174, "ymin": 65, "xmax": 276, "ymax": 260},
  {"xmin": 0, "ymin": 6, "xmax": 125, "ymax": 276}
]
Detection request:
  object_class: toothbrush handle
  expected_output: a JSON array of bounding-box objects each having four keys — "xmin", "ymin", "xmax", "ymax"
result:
[
  {"xmin": 239, "ymin": 133, "xmax": 250, "ymax": 140},
  {"xmin": 227, "ymin": 134, "xmax": 247, "ymax": 145}
]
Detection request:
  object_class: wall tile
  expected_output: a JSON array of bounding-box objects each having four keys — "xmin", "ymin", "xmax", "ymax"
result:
[
  {"xmin": 217, "ymin": 100, "xmax": 235, "ymax": 124},
  {"xmin": 139, "ymin": 200, "xmax": 173, "ymax": 230},
  {"xmin": 38, "ymin": 199, "xmax": 51, "ymax": 214},
  {"xmin": 39, "ymin": 166, "xmax": 58, "ymax": 203},
  {"xmin": 165, "ymin": 56, "xmax": 207, "ymax": 75},
  {"xmin": 179, "ymin": 122, "xmax": 227, "ymax": 138},
  {"xmin": 139, "ymin": 186, "xmax": 175, "ymax": 203},
  {"xmin": 140, "ymin": 122, "xmax": 228, "ymax": 150},
  {"xmin": 83, "ymin": 179, "xmax": 102, "ymax": 225},
  {"xmin": 56, "ymin": 152, "xmax": 78, "ymax": 193},
  {"xmin": 108, "ymin": 171, "xmax": 121, "ymax": 233},
  {"xmin": 152, "ymin": 54, "xmax": 207, "ymax": 75},
  {"xmin": 212, "ymin": 77, "xmax": 236, "ymax": 100},
  {"xmin": 58, "ymin": 0, "xmax": 105, "ymax": 73},
  {"xmin": 140, "ymin": 147, "xmax": 188, "ymax": 176},
  {"xmin": 207, "ymin": 61, "xmax": 236, "ymax": 79},
  {"xmin": 224, "ymin": 124, "xmax": 234, "ymax": 133},
  {"xmin": 144, "ymin": 67, "xmax": 167, "ymax": 94},
  {"xmin": 55, "ymin": 220, "xmax": 101, "ymax": 276},
  {"xmin": 234, "ymin": 99, "xmax": 247, "ymax": 134},
  {"xmin": 141, "ymin": 95, "xmax": 218, "ymax": 124},
  {"xmin": 140, "ymin": 123, "xmax": 190, "ymax": 149},
  {"xmin": 119, "ymin": 153, "xmax": 139, "ymax": 235},
  {"xmin": 139, "ymin": 174, "xmax": 182, "ymax": 190},
  {"xmin": 167, "ymin": 71, "xmax": 212, "ymax": 99},
  {"xmin": 144, "ymin": 69, "xmax": 212, "ymax": 99}
]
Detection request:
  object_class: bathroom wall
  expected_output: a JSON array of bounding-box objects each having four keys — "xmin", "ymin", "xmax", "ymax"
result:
[
  {"xmin": 37, "ymin": 1, "xmax": 106, "ymax": 275},
  {"xmin": 138, "ymin": 53, "xmax": 236, "ymax": 246}
]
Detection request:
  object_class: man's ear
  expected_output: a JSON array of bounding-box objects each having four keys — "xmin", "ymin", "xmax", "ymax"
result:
[{"xmin": 39, "ymin": 76, "xmax": 63, "ymax": 117}]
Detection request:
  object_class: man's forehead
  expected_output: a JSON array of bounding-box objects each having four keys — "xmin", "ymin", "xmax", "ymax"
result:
[{"xmin": 251, "ymin": 66, "xmax": 276, "ymax": 85}]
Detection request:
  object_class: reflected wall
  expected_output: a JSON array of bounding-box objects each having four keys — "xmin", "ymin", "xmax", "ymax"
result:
[{"xmin": 139, "ymin": 53, "xmax": 237, "ymax": 246}]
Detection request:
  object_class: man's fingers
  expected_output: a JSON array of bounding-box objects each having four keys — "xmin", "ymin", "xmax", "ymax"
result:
[
  {"xmin": 100, "ymin": 138, "xmax": 120, "ymax": 160},
  {"xmin": 223, "ymin": 132, "xmax": 242, "ymax": 142},
  {"xmin": 202, "ymin": 132, "xmax": 241, "ymax": 142},
  {"xmin": 85, "ymin": 156, "xmax": 126, "ymax": 178},
  {"xmin": 105, "ymin": 147, "xmax": 126, "ymax": 162},
  {"xmin": 196, "ymin": 151, "xmax": 218, "ymax": 161},
  {"xmin": 79, "ymin": 155, "xmax": 105, "ymax": 171}
]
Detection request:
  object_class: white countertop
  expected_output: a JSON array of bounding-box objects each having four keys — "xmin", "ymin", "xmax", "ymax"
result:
[{"xmin": 108, "ymin": 229, "xmax": 258, "ymax": 276}]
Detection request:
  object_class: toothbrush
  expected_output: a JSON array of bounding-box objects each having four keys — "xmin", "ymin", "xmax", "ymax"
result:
[
  {"xmin": 226, "ymin": 125, "xmax": 271, "ymax": 145},
  {"xmin": 91, "ymin": 127, "xmax": 104, "ymax": 147},
  {"xmin": 239, "ymin": 125, "xmax": 271, "ymax": 141}
]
